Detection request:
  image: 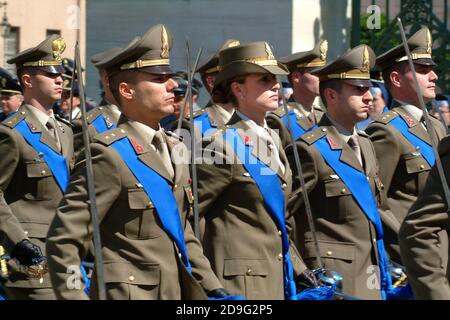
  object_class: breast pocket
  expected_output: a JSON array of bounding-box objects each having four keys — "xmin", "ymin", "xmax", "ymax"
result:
[
  {"xmin": 323, "ymin": 178, "xmax": 352, "ymax": 222},
  {"xmin": 126, "ymin": 188, "xmax": 162, "ymax": 240},
  {"xmin": 25, "ymin": 161, "xmax": 54, "ymax": 200},
  {"xmin": 402, "ymin": 152, "xmax": 431, "ymax": 174}
]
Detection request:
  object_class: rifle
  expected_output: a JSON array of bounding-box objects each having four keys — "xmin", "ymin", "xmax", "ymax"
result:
[
  {"xmin": 396, "ymin": 18, "xmax": 450, "ymax": 215},
  {"xmin": 74, "ymin": 42, "xmax": 107, "ymax": 300},
  {"xmin": 181, "ymin": 40, "xmax": 203, "ymax": 238}
]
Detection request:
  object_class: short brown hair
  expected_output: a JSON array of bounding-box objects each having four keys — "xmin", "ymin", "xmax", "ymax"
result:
[
  {"xmin": 108, "ymin": 70, "xmax": 139, "ymax": 105},
  {"xmin": 319, "ymin": 79, "xmax": 344, "ymax": 108},
  {"xmin": 212, "ymin": 75, "xmax": 246, "ymax": 106}
]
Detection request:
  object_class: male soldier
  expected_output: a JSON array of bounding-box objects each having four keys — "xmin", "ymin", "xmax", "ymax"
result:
[
  {"xmin": 0, "ymin": 35, "xmax": 74, "ymax": 300},
  {"xmin": 399, "ymin": 136, "xmax": 450, "ymax": 299},
  {"xmin": 267, "ymin": 40, "xmax": 327, "ymax": 149},
  {"xmin": 46, "ymin": 24, "xmax": 227, "ymax": 300},
  {"xmin": 189, "ymin": 39, "xmax": 240, "ymax": 137},
  {"xmin": 286, "ymin": 45, "xmax": 401, "ymax": 300},
  {"xmin": 58, "ymin": 59, "xmax": 82, "ymax": 121},
  {"xmin": 365, "ymin": 27, "xmax": 447, "ymax": 264},
  {"xmin": 0, "ymin": 67, "xmax": 23, "ymax": 121},
  {"xmin": 72, "ymin": 47, "xmax": 122, "ymax": 156}
]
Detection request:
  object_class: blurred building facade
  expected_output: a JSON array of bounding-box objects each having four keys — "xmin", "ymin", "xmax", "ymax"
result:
[{"xmin": 0, "ymin": 0, "xmax": 86, "ymax": 75}]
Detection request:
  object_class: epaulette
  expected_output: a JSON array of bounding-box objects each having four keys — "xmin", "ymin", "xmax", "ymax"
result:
[
  {"xmin": 191, "ymin": 108, "xmax": 208, "ymax": 119},
  {"xmin": 93, "ymin": 127, "xmax": 127, "ymax": 146},
  {"xmin": 55, "ymin": 114, "xmax": 72, "ymax": 127},
  {"xmin": 269, "ymin": 106, "xmax": 288, "ymax": 118},
  {"xmin": 1, "ymin": 111, "xmax": 26, "ymax": 129},
  {"xmin": 300, "ymin": 126, "xmax": 327, "ymax": 145},
  {"xmin": 356, "ymin": 129, "xmax": 369, "ymax": 138},
  {"xmin": 86, "ymin": 106, "xmax": 107, "ymax": 124},
  {"xmin": 373, "ymin": 110, "xmax": 399, "ymax": 124}
]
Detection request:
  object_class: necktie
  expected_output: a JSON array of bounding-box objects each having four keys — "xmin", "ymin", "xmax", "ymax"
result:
[
  {"xmin": 348, "ymin": 135, "xmax": 363, "ymax": 168},
  {"xmin": 152, "ymin": 131, "xmax": 175, "ymax": 180},
  {"xmin": 46, "ymin": 117, "xmax": 62, "ymax": 152}
]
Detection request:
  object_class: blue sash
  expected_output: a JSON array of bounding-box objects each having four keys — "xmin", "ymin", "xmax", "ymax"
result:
[
  {"xmin": 110, "ymin": 137, "xmax": 191, "ymax": 272},
  {"xmin": 193, "ymin": 113, "xmax": 214, "ymax": 136},
  {"xmin": 313, "ymin": 136, "xmax": 392, "ymax": 300},
  {"xmin": 91, "ymin": 115, "xmax": 116, "ymax": 134},
  {"xmin": 389, "ymin": 116, "xmax": 435, "ymax": 167},
  {"xmin": 282, "ymin": 110, "xmax": 309, "ymax": 140},
  {"xmin": 15, "ymin": 120, "xmax": 70, "ymax": 193},
  {"xmin": 223, "ymin": 129, "xmax": 297, "ymax": 300}
]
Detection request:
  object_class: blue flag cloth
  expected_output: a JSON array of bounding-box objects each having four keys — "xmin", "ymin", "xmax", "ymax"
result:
[
  {"xmin": 223, "ymin": 129, "xmax": 298, "ymax": 300},
  {"xmin": 14, "ymin": 120, "xmax": 70, "ymax": 193},
  {"xmin": 193, "ymin": 112, "xmax": 214, "ymax": 136},
  {"xmin": 111, "ymin": 137, "xmax": 192, "ymax": 272},
  {"xmin": 313, "ymin": 136, "xmax": 393, "ymax": 300},
  {"xmin": 389, "ymin": 116, "xmax": 435, "ymax": 167},
  {"xmin": 91, "ymin": 114, "xmax": 116, "ymax": 133}
]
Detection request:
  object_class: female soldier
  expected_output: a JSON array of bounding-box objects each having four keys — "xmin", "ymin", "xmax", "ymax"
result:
[{"xmin": 195, "ymin": 41, "xmax": 319, "ymax": 300}]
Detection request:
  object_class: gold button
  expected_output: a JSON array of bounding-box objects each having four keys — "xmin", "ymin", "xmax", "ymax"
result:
[
  {"xmin": 326, "ymin": 251, "xmax": 332, "ymax": 256},
  {"xmin": 120, "ymin": 129, "xmax": 126, "ymax": 133},
  {"xmin": 148, "ymin": 201, "xmax": 152, "ymax": 207},
  {"xmin": 420, "ymin": 164, "xmax": 425, "ymax": 170},
  {"xmin": 282, "ymin": 183, "xmax": 287, "ymax": 189},
  {"xmin": 179, "ymin": 253, "xmax": 182, "ymax": 259},
  {"xmin": 111, "ymin": 133, "xmax": 116, "ymax": 137},
  {"xmin": 41, "ymin": 170, "xmax": 46, "ymax": 175},
  {"xmin": 278, "ymin": 253, "xmax": 283, "ymax": 261},
  {"xmin": 105, "ymin": 135, "xmax": 110, "ymax": 139},
  {"xmin": 246, "ymin": 268, "xmax": 252, "ymax": 275},
  {"xmin": 373, "ymin": 238, "xmax": 377, "ymax": 243},
  {"xmin": 341, "ymin": 188, "xmax": 346, "ymax": 194},
  {"xmin": 24, "ymin": 231, "xmax": 29, "ymax": 235},
  {"xmin": 128, "ymin": 275, "xmax": 135, "ymax": 281},
  {"xmin": 321, "ymin": 128, "xmax": 327, "ymax": 132},
  {"xmin": 99, "ymin": 107, "xmax": 103, "ymax": 110},
  {"xmin": 173, "ymin": 184, "xmax": 178, "ymax": 190},
  {"xmin": 278, "ymin": 230, "xmax": 282, "ymax": 236},
  {"xmin": 21, "ymin": 111, "xmax": 26, "ymax": 115}
]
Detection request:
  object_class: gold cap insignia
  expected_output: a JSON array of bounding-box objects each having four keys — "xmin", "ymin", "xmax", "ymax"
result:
[
  {"xmin": 161, "ymin": 26, "xmax": 169, "ymax": 59},
  {"xmin": 63, "ymin": 79, "xmax": 70, "ymax": 88},
  {"xmin": 228, "ymin": 40, "xmax": 240, "ymax": 48},
  {"xmin": 426, "ymin": 29, "xmax": 432, "ymax": 54},
  {"xmin": 52, "ymin": 38, "xmax": 66, "ymax": 62},
  {"xmin": 361, "ymin": 46, "xmax": 370, "ymax": 72},
  {"xmin": 265, "ymin": 42, "xmax": 275, "ymax": 60},
  {"xmin": 320, "ymin": 40, "xmax": 328, "ymax": 61}
]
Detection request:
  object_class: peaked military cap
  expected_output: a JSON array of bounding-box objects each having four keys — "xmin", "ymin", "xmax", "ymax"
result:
[
  {"xmin": 96, "ymin": 24, "xmax": 174, "ymax": 76},
  {"xmin": 0, "ymin": 67, "xmax": 22, "ymax": 96},
  {"xmin": 376, "ymin": 27, "xmax": 436, "ymax": 71},
  {"xmin": 311, "ymin": 44, "xmax": 375, "ymax": 87},
  {"xmin": 91, "ymin": 47, "xmax": 123, "ymax": 68},
  {"xmin": 214, "ymin": 41, "xmax": 288, "ymax": 88},
  {"xmin": 279, "ymin": 39, "xmax": 328, "ymax": 70},
  {"xmin": 196, "ymin": 39, "xmax": 241, "ymax": 75},
  {"xmin": 7, "ymin": 34, "xmax": 66, "ymax": 74}
]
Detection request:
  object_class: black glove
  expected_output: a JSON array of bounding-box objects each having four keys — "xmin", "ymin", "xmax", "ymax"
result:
[
  {"xmin": 10, "ymin": 239, "xmax": 44, "ymax": 266},
  {"xmin": 207, "ymin": 288, "xmax": 230, "ymax": 298},
  {"xmin": 297, "ymin": 269, "xmax": 320, "ymax": 289}
]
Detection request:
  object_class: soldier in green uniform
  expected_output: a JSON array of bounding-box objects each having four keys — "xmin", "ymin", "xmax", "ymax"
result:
[
  {"xmin": 196, "ymin": 41, "xmax": 317, "ymax": 300},
  {"xmin": 0, "ymin": 67, "xmax": 23, "ymax": 121},
  {"xmin": 46, "ymin": 24, "xmax": 227, "ymax": 300},
  {"xmin": 286, "ymin": 45, "xmax": 403, "ymax": 300},
  {"xmin": 266, "ymin": 40, "xmax": 327, "ymax": 149},
  {"xmin": 72, "ymin": 47, "xmax": 122, "ymax": 157},
  {"xmin": 399, "ymin": 136, "xmax": 450, "ymax": 299},
  {"xmin": 0, "ymin": 35, "xmax": 74, "ymax": 300},
  {"xmin": 365, "ymin": 27, "xmax": 447, "ymax": 264}
]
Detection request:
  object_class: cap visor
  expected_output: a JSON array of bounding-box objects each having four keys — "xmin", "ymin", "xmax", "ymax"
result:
[
  {"xmin": 414, "ymin": 58, "xmax": 437, "ymax": 66},
  {"xmin": 138, "ymin": 65, "xmax": 174, "ymax": 75},
  {"xmin": 261, "ymin": 64, "xmax": 290, "ymax": 76},
  {"xmin": 343, "ymin": 79, "xmax": 373, "ymax": 88},
  {"xmin": 41, "ymin": 65, "xmax": 66, "ymax": 74}
]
